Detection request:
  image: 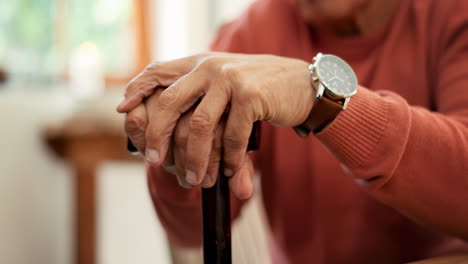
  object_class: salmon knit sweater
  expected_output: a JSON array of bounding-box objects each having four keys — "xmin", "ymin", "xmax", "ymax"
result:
[{"xmin": 147, "ymin": 0, "xmax": 468, "ymax": 263}]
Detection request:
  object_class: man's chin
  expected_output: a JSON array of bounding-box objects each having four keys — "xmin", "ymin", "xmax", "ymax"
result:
[{"xmin": 300, "ymin": 12, "xmax": 344, "ymax": 27}]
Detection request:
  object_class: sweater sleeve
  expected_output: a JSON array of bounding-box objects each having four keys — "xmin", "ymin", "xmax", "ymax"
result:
[{"xmin": 316, "ymin": 4, "xmax": 468, "ymax": 240}]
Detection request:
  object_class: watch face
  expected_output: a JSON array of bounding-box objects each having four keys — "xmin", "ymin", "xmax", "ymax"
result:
[{"xmin": 316, "ymin": 54, "xmax": 358, "ymax": 97}]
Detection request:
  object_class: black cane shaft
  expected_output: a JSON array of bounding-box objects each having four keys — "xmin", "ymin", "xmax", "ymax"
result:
[
  {"xmin": 201, "ymin": 122, "xmax": 260, "ymax": 264},
  {"xmin": 202, "ymin": 162, "xmax": 231, "ymax": 264}
]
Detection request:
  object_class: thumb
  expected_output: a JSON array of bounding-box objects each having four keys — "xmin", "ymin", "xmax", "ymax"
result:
[
  {"xmin": 229, "ymin": 154, "xmax": 255, "ymax": 199},
  {"xmin": 125, "ymin": 104, "xmax": 148, "ymax": 153}
]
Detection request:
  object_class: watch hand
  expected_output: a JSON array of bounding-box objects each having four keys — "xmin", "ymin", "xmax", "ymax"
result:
[{"xmin": 321, "ymin": 67, "xmax": 334, "ymax": 76}]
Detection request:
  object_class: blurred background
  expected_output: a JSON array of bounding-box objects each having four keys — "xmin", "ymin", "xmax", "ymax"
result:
[{"xmin": 0, "ymin": 0, "xmax": 271, "ymax": 263}]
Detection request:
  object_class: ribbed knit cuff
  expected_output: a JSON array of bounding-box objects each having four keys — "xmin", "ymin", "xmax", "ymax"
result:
[{"xmin": 316, "ymin": 87, "xmax": 391, "ymax": 168}]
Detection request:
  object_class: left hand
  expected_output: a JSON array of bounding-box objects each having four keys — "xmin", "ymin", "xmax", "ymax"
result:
[{"xmin": 117, "ymin": 52, "xmax": 315, "ymax": 186}]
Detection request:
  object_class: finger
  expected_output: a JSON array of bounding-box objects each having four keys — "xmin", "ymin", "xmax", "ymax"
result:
[
  {"xmin": 117, "ymin": 55, "xmax": 202, "ymax": 113},
  {"xmin": 143, "ymin": 63, "xmax": 212, "ymax": 168},
  {"xmin": 172, "ymin": 146, "xmax": 193, "ymax": 189},
  {"xmin": 222, "ymin": 105, "xmax": 255, "ymax": 178},
  {"xmin": 200, "ymin": 121, "xmax": 224, "ymax": 188},
  {"xmin": 145, "ymin": 89, "xmax": 166, "ymax": 165},
  {"xmin": 173, "ymin": 112, "xmax": 193, "ymax": 189},
  {"xmin": 161, "ymin": 135, "xmax": 174, "ymax": 170},
  {"xmin": 184, "ymin": 83, "xmax": 230, "ymax": 185},
  {"xmin": 125, "ymin": 104, "xmax": 148, "ymax": 153},
  {"xmin": 173, "ymin": 144, "xmax": 192, "ymax": 189},
  {"xmin": 229, "ymin": 154, "xmax": 255, "ymax": 199}
]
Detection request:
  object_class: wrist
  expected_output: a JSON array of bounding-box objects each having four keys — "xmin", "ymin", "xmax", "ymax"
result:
[
  {"xmin": 304, "ymin": 102, "xmax": 340, "ymax": 133},
  {"xmin": 294, "ymin": 98, "xmax": 341, "ymax": 136},
  {"xmin": 293, "ymin": 53, "xmax": 358, "ymax": 137}
]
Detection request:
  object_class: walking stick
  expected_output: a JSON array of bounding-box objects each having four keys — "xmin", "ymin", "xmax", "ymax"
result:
[{"xmin": 202, "ymin": 122, "xmax": 260, "ymax": 264}]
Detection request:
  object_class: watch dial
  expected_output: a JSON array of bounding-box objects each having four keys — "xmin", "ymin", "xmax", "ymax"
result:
[{"xmin": 316, "ymin": 55, "xmax": 357, "ymax": 97}]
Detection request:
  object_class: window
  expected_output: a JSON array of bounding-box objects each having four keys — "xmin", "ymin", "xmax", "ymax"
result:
[
  {"xmin": 68, "ymin": 0, "xmax": 135, "ymax": 76},
  {"xmin": 0, "ymin": 0, "xmax": 149, "ymax": 89}
]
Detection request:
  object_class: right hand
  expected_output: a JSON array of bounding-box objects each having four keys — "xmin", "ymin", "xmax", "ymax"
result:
[{"xmin": 125, "ymin": 88, "xmax": 256, "ymax": 199}]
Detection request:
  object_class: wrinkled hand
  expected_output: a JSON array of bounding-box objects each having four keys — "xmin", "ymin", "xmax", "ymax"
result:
[
  {"xmin": 125, "ymin": 89, "xmax": 256, "ymax": 198},
  {"xmin": 118, "ymin": 52, "xmax": 314, "ymax": 191}
]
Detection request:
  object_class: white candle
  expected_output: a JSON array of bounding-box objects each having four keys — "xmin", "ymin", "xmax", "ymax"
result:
[{"xmin": 69, "ymin": 42, "xmax": 105, "ymax": 98}]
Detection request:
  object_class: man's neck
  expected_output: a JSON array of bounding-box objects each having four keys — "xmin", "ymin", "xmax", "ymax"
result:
[{"xmin": 329, "ymin": 0, "xmax": 401, "ymax": 37}]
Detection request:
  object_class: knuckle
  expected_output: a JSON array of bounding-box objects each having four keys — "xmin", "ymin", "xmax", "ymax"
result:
[
  {"xmin": 125, "ymin": 78, "xmax": 141, "ymax": 95},
  {"xmin": 223, "ymin": 134, "xmax": 244, "ymax": 151},
  {"xmin": 238, "ymin": 86, "xmax": 261, "ymax": 103},
  {"xmin": 145, "ymin": 61, "xmax": 162, "ymax": 71},
  {"xmin": 199, "ymin": 56, "xmax": 221, "ymax": 71},
  {"xmin": 127, "ymin": 64, "xmax": 159, "ymax": 92},
  {"xmin": 190, "ymin": 113, "xmax": 213, "ymax": 136},
  {"xmin": 125, "ymin": 116, "xmax": 145, "ymax": 135},
  {"xmin": 220, "ymin": 66, "xmax": 241, "ymax": 81},
  {"xmin": 208, "ymin": 152, "xmax": 221, "ymax": 165},
  {"xmin": 158, "ymin": 88, "xmax": 178, "ymax": 110}
]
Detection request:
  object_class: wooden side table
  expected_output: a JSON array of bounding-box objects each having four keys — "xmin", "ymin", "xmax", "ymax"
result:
[{"xmin": 44, "ymin": 114, "xmax": 141, "ymax": 264}]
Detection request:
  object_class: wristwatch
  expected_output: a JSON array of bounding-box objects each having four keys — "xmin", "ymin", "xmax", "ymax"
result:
[{"xmin": 294, "ymin": 53, "xmax": 358, "ymax": 137}]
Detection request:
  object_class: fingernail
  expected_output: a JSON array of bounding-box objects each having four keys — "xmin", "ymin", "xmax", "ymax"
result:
[
  {"xmin": 117, "ymin": 96, "xmax": 126, "ymax": 109},
  {"xmin": 146, "ymin": 149, "xmax": 160, "ymax": 163},
  {"xmin": 224, "ymin": 168, "xmax": 233, "ymax": 177},
  {"xmin": 186, "ymin": 170, "xmax": 198, "ymax": 185},
  {"xmin": 177, "ymin": 175, "xmax": 193, "ymax": 189},
  {"xmin": 200, "ymin": 174, "xmax": 213, "ymax": 188},
  {"xmin": 162, "ymin": 165, "xmax": 176, "ymax": 175}
]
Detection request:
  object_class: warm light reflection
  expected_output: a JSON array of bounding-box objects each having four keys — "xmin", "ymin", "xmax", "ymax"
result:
[{"xmin": 69, "ymin": 41, "xmax": 105, "ymax": 98}]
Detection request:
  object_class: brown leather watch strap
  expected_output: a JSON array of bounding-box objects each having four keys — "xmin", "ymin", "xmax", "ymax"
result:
[{"xmin": 295, "ymin": 95, "xmax": 344, "ymax": 136}]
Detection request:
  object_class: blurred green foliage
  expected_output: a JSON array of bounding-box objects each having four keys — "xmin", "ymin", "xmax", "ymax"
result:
[
  {"xmin": 0, "ymin": 0, "xmax": 53, "ymax": 58},
  {"xmin": 0, "ymin": 0, "xmax": 133, "ymax": 84}
]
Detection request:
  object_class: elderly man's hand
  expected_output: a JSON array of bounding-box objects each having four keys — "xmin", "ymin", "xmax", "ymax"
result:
[
  {"xmin": 117, "ymin": 52, "xmax": 314, "ymax": 191},
  {"xmin": 125, "ymin": 89, "xmax": 256, "ymax": 198}
]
